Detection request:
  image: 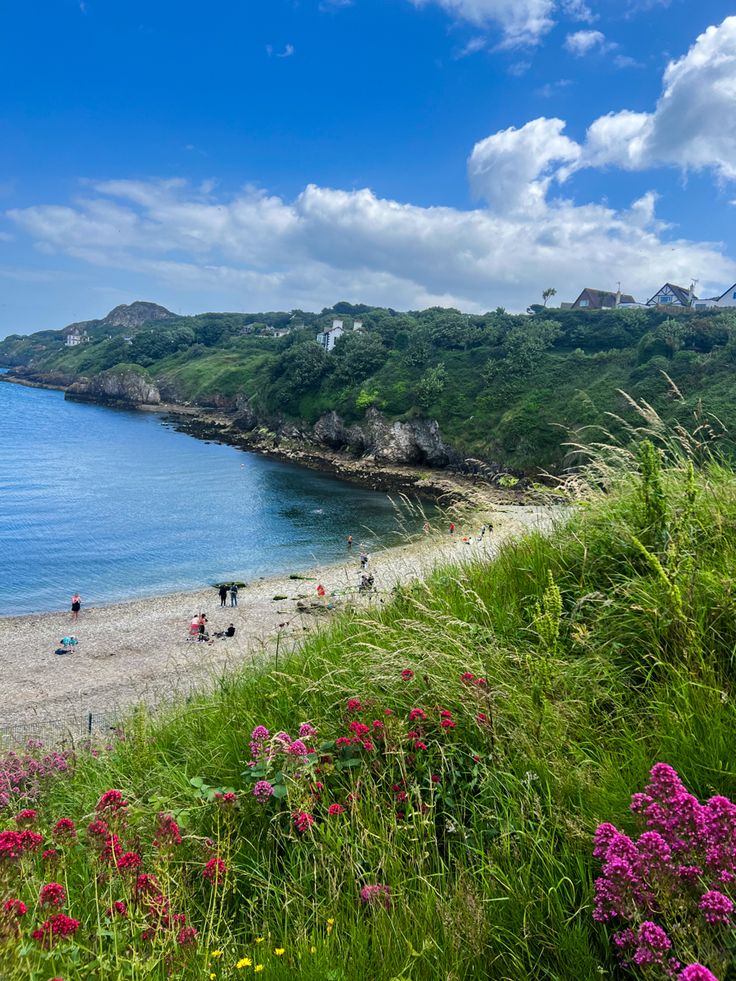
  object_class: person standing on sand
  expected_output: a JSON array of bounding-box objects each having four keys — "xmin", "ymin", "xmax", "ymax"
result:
[
  {"xmin": 218, "ymin": 584, "xmax": 228, "ymax": 607},
  {"xmin": 71, "ymin": 593, "xmax": 82, "ymax": 621},
  {"xmin": 360, "ymin": 553, "xmax": 369, "ymax": 570},
  {"xmin": 230, "ymin": 583, "xmax": 238, "ymax": 607},
  {"xmin": 449, "ymin": 522, "xmax": 455, "ymax": 535}
]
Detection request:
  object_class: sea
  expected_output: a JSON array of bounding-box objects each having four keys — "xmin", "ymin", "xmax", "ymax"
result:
[{"xmin": 0, "ymin": 377, "xmax": 424, "ymax": 615}]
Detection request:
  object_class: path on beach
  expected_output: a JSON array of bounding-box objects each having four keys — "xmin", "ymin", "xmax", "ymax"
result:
[{"xmin": 0, "ymin": 506, "xmax": 555, "ymax": 731}]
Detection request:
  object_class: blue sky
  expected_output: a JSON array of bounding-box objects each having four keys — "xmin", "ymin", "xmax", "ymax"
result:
[{"xmin": 1, "ymin": 0, "xmax": 736, "ymax": 335}]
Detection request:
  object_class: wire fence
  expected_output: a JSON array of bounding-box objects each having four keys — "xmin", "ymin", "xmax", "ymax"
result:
[{"xmin": 0, "ymin": 710, "xmax": 123, "ymax": 748}]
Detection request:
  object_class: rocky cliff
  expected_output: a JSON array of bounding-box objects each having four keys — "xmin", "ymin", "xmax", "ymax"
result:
[
  {"xmin": 65, "ymin": 370, "xmax": 161, "ymax": 406},
  {"xmin": 103, "ymin": 302, "xmax": 174, "ymax": 329}
]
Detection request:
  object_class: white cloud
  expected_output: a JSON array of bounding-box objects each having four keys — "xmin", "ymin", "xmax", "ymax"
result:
[
  {"xmin": 266, "ymin": 43, "xmax": 295, "ymax": 58},
  {"xmin": 408, "ymin": 0, "xmax": 556, "ymax": 46},
  {"xmin": 564, "ymin": 29, "xmax": 608, "ymax": 55},
  {"xmin": 455, "ymin": 36, "xmax": 487, "ymax": 58},
  {"xmin": 7, "ymin": 160, "xmax": 732, "ymax": 314},
  {"xmin": 561, "ymin": 0, "xmax": 596, "ymax": 22},
  {"xmin": 582, "ymin": 16, "xmax": 736, "ymax": 179},
  {"xmin": 535, "ymin": 78, "xmax": 573, "ymax": 97},
  {"xmin": 468, "ymin": 117, "xmax": 580, "ymax": 214}
]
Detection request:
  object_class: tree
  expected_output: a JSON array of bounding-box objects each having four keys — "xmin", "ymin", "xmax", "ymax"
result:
[
  {"xmin": 415, "ymin": 363, "xmax": 447, "ymax": 410},
  {"xmin": 331, "ymin": 332, "xmax": 386, "ymax": 384},
  {"xmin": 542, "ymin": 288, "xmax": 557, "ymax": 308}
]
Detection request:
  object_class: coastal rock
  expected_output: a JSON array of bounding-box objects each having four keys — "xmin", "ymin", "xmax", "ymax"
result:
[
  {"xmin": 66, "ymin": 370, "xmax": 161, "ymax": 406},
  {"xmin": 104, "ymin": 302, "xmax": 174, "ymax": 328},
  {"xmin": 312, "ymin": 408, "xmax": 451, "ymax": 466}
]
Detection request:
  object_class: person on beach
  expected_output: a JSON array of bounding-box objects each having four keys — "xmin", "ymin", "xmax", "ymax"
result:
[
  {"xmin": 71, "ymin": 593, "xmax": 82, "ymax": 621},
  {"xmin": 423, "ymin": 521, "xmax": 430, "ymax": 534},
  {"xmin": 198, "ymin": 613, "xmax": 209, "ymax": 641},
  {"xmin": 316, "ymin": 584, "xmax": 326, "ymax": 598},
  {"xmin": 360, "ymin": 553, "xmax": 369, "ymax": 570},
  {"xmin": 230, "ymin": 583, "xmax": 238, "ymax": 607},
  {"xmin": 189, "ymin": 616, "xmax": 200, "ymax": 641},
  {"xmin": 218, "ymin": 584, "xmax": 228, "ymax": 607},
  {"xmin": 215, "ymin": 623, "xmax": 236, "ymax": 639},
  {"xmin": 449, "ymin": 522, "xmax": 455, "ymax": 535},
  {"xmin": 347, "ymin": 535, "xmax": 353, "ymax": 547}
]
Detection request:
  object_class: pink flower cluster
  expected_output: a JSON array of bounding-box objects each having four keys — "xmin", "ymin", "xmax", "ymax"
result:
[
  {"xmin": 0, "ymin": 743, "xmax": 72, "ymax": 814},
  {"xmin": 593, "ymin": 763, "xmax": 736, "ymax": 979},
  {"xmin": 360, "ymin": 883, "xmax": 391, "ymax": 909}
]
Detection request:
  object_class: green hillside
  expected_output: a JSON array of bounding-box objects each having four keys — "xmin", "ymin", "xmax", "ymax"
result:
[
  {"xmin": 3, "ymin": 302, "xmax": 736, "ymax": 470},
  {"xmin": 3, "ymin": 430, "xmax": 736, "ymax": 980}
]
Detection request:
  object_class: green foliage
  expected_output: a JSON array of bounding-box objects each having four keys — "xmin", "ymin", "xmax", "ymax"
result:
[{"xmin": 5, "ymin": 304, "xmax": 736, "ymax": 471}]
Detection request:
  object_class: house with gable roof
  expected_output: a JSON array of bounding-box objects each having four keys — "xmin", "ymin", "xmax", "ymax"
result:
[
  {"xmin": 571, "ymin": 287, "xmax": 636, "ymax": 310},
  {"xmin": 646, "ymin": 283, "xmax": 696, "ymax": 308},
  {"xmin": 714, "ymin": 282, "xmax": 736, "ymax": 309}
]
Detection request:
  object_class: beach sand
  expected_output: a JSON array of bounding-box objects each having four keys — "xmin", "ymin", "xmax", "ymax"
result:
[{"xmin": 0, "ymin": 505, "xmax": 555, "ymax": 732}]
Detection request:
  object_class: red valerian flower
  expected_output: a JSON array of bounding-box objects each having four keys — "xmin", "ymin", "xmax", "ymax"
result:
[
  {"xmin": 153, "ymin": 813, "xmax": 182, "ymax": 849},
  {"xmin": 99, "ymin": 833, "xmax": 122, "ymax": 864},
  {"xmin": 3, "ymin": 898, "xmax": 28, "ymax": 916},
  {"xmin": 360, "ymin": 883, "xmax": 391, "ymax": 908},
  {"xmin": 95, "ymin": 789, "xmax": 128, "ymax": 815},
  {"xmin": 176, "ymin": 926, "xmax": 198, "ymax": 946},
  {"xmin": 438, "ymin": 709, "xmax": 453, "ymax": 719},
  {"xmin": 42, "ymin": 848, "xmax": 60, "ymax": 862},
  {"xmin": 414, "ymin": 741, "xmax": 428, "ymax": 751},
  {"xmin": 52, "ymin": 818, "xmax": 76, "ymax": 841},
  {"xmin": 328, "ymin": 803, "xmax": 345, "ymax": 816},
  {"xmin": 293, "ymin": 811, "xmax": 315, "ymax": 833},
  {"xmin": 349, "ymin": 721, "xmax": 371, "ymax": 737},
  {"xmin": 19, "ymin": 830, "xmax": 43, "ymax": 852},
  {"xmin": 460, "ymin": 672, "xmax": 475, "ymax": 683},
  {"xmin": 440, "ymin": 719, "xmax": 456, "ymax": 730},
  {"xmin": 202, "ymin": 858, "xmax": 227, "ymax": 884},
  {"xmin": 105, "ymin": 901, "xmax": 128, "ymax": 918},
  {"xmin": 87, "ymin": 819, "xmax": 108, "ymax": 840},
  {"xmin": 134, "ymin": 873, "xmax": 161, "ymax": 898},
  {"xmin": 39, "ymin": 883, "xmax": 65, "ymax": 908},
  {"xmin": 401, "ymin": 669, "xmax": 414, "ymax": 680},
  {"xmin": 14, "ymin": 808, "xmax": 38, "ymax": 826},
  {"xmin": 346, "ymin": 698, "xmax": 364, "ymax": 713},
  {"xmin": 32, "ymin": 913, "xmax": 80, "ymax": 946},
  {"xmin": 118, "ymin": 851, "xmax": 142, "ymax": 871},
  {"xmin": 408, "ymin": 709, "xmax": 427, "ymax": 722}
]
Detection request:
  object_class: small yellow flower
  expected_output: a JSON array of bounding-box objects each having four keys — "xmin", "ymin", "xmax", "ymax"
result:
[
  {"xmin": 236, "ymin": 958, "xmax": 252, "ymax": 970},
  {"xmin": 210, "ymin": 974, "xmax": 217, "ymax": 980},
  {"xmin": 254, "ymin": 966, "xmax": 264, "ymax": 973},
  {"xmin": 326, "ymin": 918, "xmax": 335, "ymax": 926},
  {"xmin": 310, "ymin": 946, "xmax": 317, "ymax": 954},
  {"xmin": 274, "ymin": 948, "xmax": 285, "ymax": 956},
  {"xmin": 255, "ymin": 937, "xmax": 265, "ymax": 944},
  {"xmin": 211, "ymin": 951, "xmax": 223, "ymax": 959}
]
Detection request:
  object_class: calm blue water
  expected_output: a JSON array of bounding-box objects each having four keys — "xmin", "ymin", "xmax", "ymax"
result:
[{"xmin": 0, "ymin": 379, "xmax": 416, "ymax": 614}]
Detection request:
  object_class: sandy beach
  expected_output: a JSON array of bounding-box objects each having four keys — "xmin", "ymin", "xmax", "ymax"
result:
[{"xmin": 1, "ymin": 505, "xmax": 556, "ymax": 734}]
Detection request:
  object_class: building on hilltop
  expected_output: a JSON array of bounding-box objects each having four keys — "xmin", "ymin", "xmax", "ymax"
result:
[
  {"xmin": 316, "ymin": 319, "xmax": 345, "ymax": 352},
  {"xmin": 570, "ymin": 287, "xmax": 636, "ymax": 310},
  {"xmin": 646, "ymin": 283, "xmax": 697, "ymax": 308},
  {"xmin": 65, "ymin": 329, "xmax": 88, "ymax": 347},
  {"xmin": 714, "ymin": 283, "xmax": 736, "ymax": 309}
]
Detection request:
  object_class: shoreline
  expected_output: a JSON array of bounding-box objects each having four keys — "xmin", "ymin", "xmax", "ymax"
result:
[
  {"xmin": 0, "ymin": 505, "xmax": 557, "ymax": 731},
  {"xmin": 1, "ymin": 368, "xmax": 534, "ymax": 506}
]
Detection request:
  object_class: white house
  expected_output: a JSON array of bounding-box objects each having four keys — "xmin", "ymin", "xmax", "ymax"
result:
[
  {"xmin": 646, "ymin": 283, "xmax": 696, "ymax": 308},
  {"xmin": 715, "ymin": 283, "xmax": 736, "ymax": 308},
  {"xmin": 65, "ymin": 330, "xmax": 87, "ymax": 347},
  {"xmin": 316, "ymin": 319, "xmax": 345, "ymax": 352}
]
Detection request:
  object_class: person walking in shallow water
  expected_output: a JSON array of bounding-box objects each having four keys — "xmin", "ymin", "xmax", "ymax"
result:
[
  {"xmin": 71, "ymin": 592, "xmax": 82, "ymax": 621},
  {"xmin": 218, "ymin": 584, "xmax": 228, "ymax": 608},
  {"xmin": 230, "ymin": 583, "xmax": 238, "ymax": 607}
]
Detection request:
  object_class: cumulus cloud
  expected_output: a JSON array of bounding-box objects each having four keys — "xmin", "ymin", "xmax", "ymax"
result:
[
  {"xmin": 7, "ymin": 162, "xmax": 731, "ymax": 314},
  {"xmin": 561, "ymin": 0, "xmax": 596, "ymax": 22},
  {"xmin": 582, "ymin": 16, "xmax": 736, "ymax": 179},
  {"xmin": 408, "ymin": 0, "xmax": 556, "ymax": 46},
  {"xmin": 564, "ymin": 29, "xmax": 608, "ymax": 55},
  {"xmin": 467, "ymin": 117, "xmax": 580, "ymax": 213}
]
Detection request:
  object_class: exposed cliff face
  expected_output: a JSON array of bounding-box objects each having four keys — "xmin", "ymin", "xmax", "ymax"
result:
[
  {"xmin": 232, "ymin": 405, "xmax": 454, "ymax": 467},
  {"xmin": 104, "ymin": 302, "xmax": 174, "ymax": 328},
  {"xmin": 66, "ymin": 371, "xmax": 161, "ymax": 406}
]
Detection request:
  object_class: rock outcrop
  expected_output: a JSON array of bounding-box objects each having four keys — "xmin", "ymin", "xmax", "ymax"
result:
[
  {"xmin": 103, "ymin": 302, "xmax": 175, "ymax": 329},
  {"xmin": 66, "ymin": 370, "xmax": 161, "ymax": 406}
]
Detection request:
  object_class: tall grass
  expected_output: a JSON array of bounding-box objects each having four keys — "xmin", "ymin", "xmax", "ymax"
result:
[{"xmin": 3, "ymin": 426, "xmax": 736, "ymax": 979}]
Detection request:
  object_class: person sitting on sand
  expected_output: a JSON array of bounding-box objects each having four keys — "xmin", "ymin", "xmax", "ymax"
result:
[
  {"xmin": 198, "ymin": 613, "xmax": 209, "ymax": 641},
  {"xmin": 215, "ymin": 623, "xmax": 236, "ymax": 639}
]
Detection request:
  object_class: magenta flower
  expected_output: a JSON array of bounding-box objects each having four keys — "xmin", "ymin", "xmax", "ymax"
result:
[
  {"xmin": 327, "ymin": 803, "xmax": 345, "ymax": 816},
  {"xmin": 360, "ymin": 883, "xmax": 391, "ymax": 909},
  {"xmin": 117, "ymin": 851, "xmax": 142, "ymax": 871},
  {"xmin": 153, "ymin": 813, "xmax": 182, "ymax": 848},
  {"xmin": 3, "ymin": 898, "xmax": 27, "ymax": 916},
  {"xmin": 293, "ymin": 811, "xmax": 315, "ymax": 833},
  {"xmin": 699, "ymin": 889, "xmax": 733, "ymax": 925},
  {"xmin": 680, "ymin": 965, "xmax": 720, "ymax": 980},
  {"xmin": 252, "ymin": 780, "xmax": 274, "ymax": 804},
  {"xmin": 39, "ymin": 883, "xmax": 66, "ymax": 909},
  {"xmin": 95, "ymin": 789, "xmax": 128, "ymax": 816},
  {"xmin": 401, "ymin": 669, "xmax": 414, "ymax": 680},
  {"xmin": 52, "ymin": 818, "xmax": 76, "ymax": 841},
  {"xmin": 202, "ymin": 858, "xmax": 227, "ymax": 884},
  {"xmin": 14, "ymin": 808, "xmax": 38, "ymax": 826},
  {"xmin": 298, "ymin": 722, "xmax": 317, "ymax": 739},
  {"xmin": 287, "ymin": 739, "xmax": 308, "ymax": 756},
  {"xmin": 176, "ymin": 926, "xmax": 198, "ymax": 947}
]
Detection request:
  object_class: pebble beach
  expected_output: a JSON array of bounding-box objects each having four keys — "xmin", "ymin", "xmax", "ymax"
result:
[{"xmin": 0, "ymin": 505, "xmax": 555, "ymax": 730}]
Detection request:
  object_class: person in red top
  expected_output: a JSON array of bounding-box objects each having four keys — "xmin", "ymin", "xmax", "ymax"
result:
[
  {"xmin": 449, "ymin": 522, "xmax": 455, "ymax": 535},
  {"xmin": 316, "ymin": 584, "xmax": 326, "ymax": 598}
]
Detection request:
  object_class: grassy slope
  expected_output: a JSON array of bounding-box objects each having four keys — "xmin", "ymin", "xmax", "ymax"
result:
[{"xmin": 4, "ymin": 447, "xmax": 736, "ymax": 980}]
